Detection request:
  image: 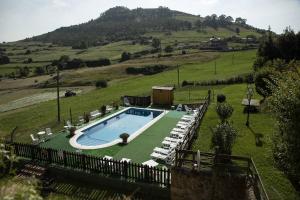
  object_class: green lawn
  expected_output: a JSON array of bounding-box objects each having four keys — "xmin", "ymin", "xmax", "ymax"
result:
[
  {"xmin": 191, "ymin": 84, "xmax": 300, "ymax": 200},
  {"xmin": 40, "ymin": 110, "xmax": 184, "ymax": 164},
  {"xmin": 0, "ymin": 50, "xmax": 254, "ymax": 142}
]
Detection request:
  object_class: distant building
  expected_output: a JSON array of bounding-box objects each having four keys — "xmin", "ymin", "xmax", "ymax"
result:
[{"xmin": 208, "ymin": 37, "xmax": 228, "ymax": 50}]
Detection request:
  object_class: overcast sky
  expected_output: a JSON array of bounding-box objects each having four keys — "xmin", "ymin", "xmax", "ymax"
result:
[{"xmin": 0, "ymin": 0, "xmax": 300, "ymax": 42}]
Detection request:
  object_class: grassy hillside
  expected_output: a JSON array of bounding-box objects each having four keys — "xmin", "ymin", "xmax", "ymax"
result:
[{"xmin": 0, "ymin": 50, "xmax": 255, "ymax": 141}]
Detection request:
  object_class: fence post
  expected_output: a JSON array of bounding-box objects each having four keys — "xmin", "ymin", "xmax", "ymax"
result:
[
  {"xmin": 63, "ymin": 151, "xmax": 67, "ymax": 166},
  {"xmin": 82, "ymin": 154, "xmax": 86, "ymax": 171},
  {"xmin": 145, "ymin": 165, "xmax": 149, "ymax": 182},
  {"xmin": 123, "ymin": 161, "xmax": 128, "ymax": 179},
  {"xmin": 31, "ymin": 145, "xmax": 35, "ymax": 160},
  {"xmin": 47, "ymin": 148, "xmax": 52, "ymax": 164}
]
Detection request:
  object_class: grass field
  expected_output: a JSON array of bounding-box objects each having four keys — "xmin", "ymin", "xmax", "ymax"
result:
[{"xmin": 192, "ymin": 84, "xmax": 300, "ymax": 200}]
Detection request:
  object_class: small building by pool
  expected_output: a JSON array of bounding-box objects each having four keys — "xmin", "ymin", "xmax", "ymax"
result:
[{"xmin": 152, "ymin": 86, "xmax": 174, "ymax": 106}]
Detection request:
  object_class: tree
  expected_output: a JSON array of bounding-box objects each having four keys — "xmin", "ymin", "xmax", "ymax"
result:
[
  {"xmin": 235, "ymin": 27, "xmax": 240, "ymax": 35},
  {"xmin": 235, "ymin": 17, "xmax": 246, "ymax": 25},
  {"xmin": 34, "ymin": 66, "xmax": 45, "ymax": 75},
  {"xmin": 152, "ymin": 38, "xmax": 161, "ymax": 49},
  {"xmin": 0, "ymin": 55, "xmax": 10, "ymax": 65},
  {"xmin": 267, "ymin": 71, "xmax": 300, "ymax": 183},
  {"xmin": 211, "ymin": 101, "xmax": 237, "ymax": 155},
  {"xmin": 211, "ymin": 123, "xmax": 237, "ymax": 155},
  {"xmin": 254, "ymin": 67, "xmax": 277, "ymax": 98},
  {"xmin": 95, "ymin": 80, "xmax": 108, "ymax": 88},
  {"xmin": 120, "ymin": 52, "xmax": 131, "ymax": 62},
  {"xmin": 120, "ymin": 133, "xmax": 130, "ymax": 144},
  {"xmin": 216, "ymin": 102, "xmax": 233, "ymax": 123},
  {"xmin": 164, "ymin": 45, "xmax": 173, "ymax": 53}
]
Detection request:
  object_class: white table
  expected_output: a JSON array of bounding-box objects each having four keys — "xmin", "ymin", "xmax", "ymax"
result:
[
  {"xmin": 121, "ymin": 158, "xmax": 131, "ymax": 163},
  {"xmin": 142, "ymin": 159, "xmax": 159, "ymax": 167},
  {"xmin": 37, "ymin": 131, "xmax": 46, "ymax": 141}
]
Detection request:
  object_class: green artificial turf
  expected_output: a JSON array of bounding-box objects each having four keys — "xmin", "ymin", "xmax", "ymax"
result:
[{"xmin": 40, "ymin": 110, "xmax": 183, "ymax": 163}]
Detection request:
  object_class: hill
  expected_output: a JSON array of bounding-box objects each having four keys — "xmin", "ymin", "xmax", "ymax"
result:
[{"xmin": 25, "ymin": 6, "xmax": 265, "ymax": 46}]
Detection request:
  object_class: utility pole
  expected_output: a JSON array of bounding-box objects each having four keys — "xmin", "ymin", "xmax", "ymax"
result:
[
  {"xmin": 56, "ymin": 66, "xmax": 61, "ymax": 123},
  {"xmin": 177, "ymin": 65, "xmax": 180, "ymax": 88}
]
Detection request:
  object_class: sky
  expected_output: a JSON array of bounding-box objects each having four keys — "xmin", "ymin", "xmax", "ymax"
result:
[{"xmin": 0, "ymin": 0, "xmax": 300, "ymax": 42}]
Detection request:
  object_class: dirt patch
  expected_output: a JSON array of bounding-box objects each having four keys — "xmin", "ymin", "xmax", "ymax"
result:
[{"xmin": 0, "ymin": 86, "xmax": 94, "ymax": 113}]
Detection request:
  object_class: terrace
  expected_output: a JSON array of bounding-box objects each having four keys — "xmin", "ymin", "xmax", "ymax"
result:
[{"xmin": 38, "ymin": 107, "xmax": 186, "ymax": 163}]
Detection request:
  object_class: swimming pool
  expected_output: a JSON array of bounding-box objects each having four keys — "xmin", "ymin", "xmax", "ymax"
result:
[{"xmin": 69, "ymin": 107, "xmax": 166, "ymax": 149}]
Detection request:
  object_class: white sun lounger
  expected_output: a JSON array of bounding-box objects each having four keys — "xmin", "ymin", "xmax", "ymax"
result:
[
  {"xmin": 90, "ymin": 110, "xmax": 101, "ymax": 119},
  {"xmin": 30, "ymin": 134, "xmax": 39, "ymax": 144},
  {"xmin": 176, "ymin": 104, "xmax": 183, "ymax": 111},
  {"xmin": 184, "ymin": 105, "xmax": 193, "ymax": 114},
  {"xmin": 162, "ymin": 140, "xmax": 179, "ymax": 148},
  {"xmin": 153, "ymin": 147, "xmax": 172, "ymax": 155},
  {"xmin": 64, "ymin": 120, "xmax": 72, "ymax": 130},
  {"xmin": 172, "ymin": 127, "xmax": 187, "ymax": 132},
  {"xmin": 151, "ymin": 152, "xmax": 168, "ymax": 160},
  {"xmin": 164, "ymin": 137, "xmax": 183, "ymax": 143},
  {"xmin": 45, "ymin": 128, "xmax": 53, "ymax": 136},
  {"xmin": 170, "ymin": 131, "xmax": 186, "ymax": 139},
  {"xmin": 177, "ymin": 121, "xmax": 191, "ymax": 126}
]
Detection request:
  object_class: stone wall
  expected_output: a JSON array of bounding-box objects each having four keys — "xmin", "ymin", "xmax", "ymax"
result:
[{"xmin": 171, "ymin": 168, "xmax": 252, "ymax": 200}]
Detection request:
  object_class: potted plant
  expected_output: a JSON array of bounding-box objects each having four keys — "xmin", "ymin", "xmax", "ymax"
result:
[
  {"xmin": 69, "ymin": 126, "xmax": 76, "ymax": 136},
  {"xmin": 119, "ymin": 133, "xmax": 129, "ymax": 144}
]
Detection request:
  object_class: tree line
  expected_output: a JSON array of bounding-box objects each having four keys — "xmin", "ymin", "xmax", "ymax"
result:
[{"xmin": 253, "ymin": 27, "xmax": 300, "ymax": 185}]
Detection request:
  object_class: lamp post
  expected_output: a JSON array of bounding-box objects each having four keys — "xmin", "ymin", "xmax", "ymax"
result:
[{"xmin": 245, "ymin": 85, "xmax": 254, "ymax": 127}]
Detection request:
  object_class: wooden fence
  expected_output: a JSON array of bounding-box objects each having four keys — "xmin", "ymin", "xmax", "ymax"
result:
[
  {"xmin": 9, "ymin": 142, "xmax": 171, "ymax": 187},
  {"xmin": 174, "ymin": 149, "xmax": 269, "ymax": 200}
]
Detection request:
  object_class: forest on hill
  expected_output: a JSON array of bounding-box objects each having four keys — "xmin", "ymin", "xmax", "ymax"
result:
[{"xmin": 24, "ymin": 6, "xmax": 265, "ymax": 46}]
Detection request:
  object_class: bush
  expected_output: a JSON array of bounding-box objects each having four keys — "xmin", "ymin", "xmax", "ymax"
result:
[
  {"xmin": 0, "ymin": 55, "xmax": 10, "ymax": 64},
  {"xmin": 84, "ymin": 113, "xmax": 90, "ymax": 123},
  {"xmin": 126, "ymin": 65, "xmax": 169, "ymax": 75},
  {"xmin": 95, "ymin": 80, "xmax": 108, "ymax": 88},
  {"xmin": 120, "ymin": 52, "xmax": 131, "ymax": 62},
  {"xmin": 85, "ymin": 58, "xmax": 111, "ymax": 67},
  {"xmin": 100, "ymin": 105, "xmax": 106, "ymax": 116},
  {"xmin": 119, "ymin": 133, "xmax": 130, "ymax": 144},
  {"xmin": 254, "ymin": 67, "xmax": 277, "ymax": 98},
  {"xmin": 182, "ymin": 80, "xmax": 189, "ymax": 87},
  {"xmin": 217, "ymin": 94, "xmax": 226, "ymax": 103},
  {"xmin": 34, "ymin": 66, "xmax": 45, "ymax": 75},
  {"xmin": 164, "ymin": 45, "xmax": 173, "ymax": 53},
  {"xmin": 216, "ymin": 102, "xmax": 234, "ymax": 122},
  {"xmin": 69, "ymin": 126, "xmax": 76, "ymax": 136}
]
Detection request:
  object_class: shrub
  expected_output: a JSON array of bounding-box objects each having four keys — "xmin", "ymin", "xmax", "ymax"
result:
[
  {"xmin": 0, "ymin": 55, "xmax": 10, "ymax": 64},
  {"xmin": 182, "ymin": 80, "xmax": 189, "ymax": 87},
  {"xmin": 85, "ymin": 58, "xmax": 111, "ymax": 67},
  {"xmin": 100, "ymin": 105, "xmax": 106, "ymax": 116},
  {"xmin": 84, "ymin": 113, "xmax": 90, "ymax": 123},
  {"xmin": 120, "ymin": 52, "xmax": 131, "ymax": 62},
  {"xmin": 182, "ymin": 50, "xmax": 186, "ymax": 55},
  {"xmin": 164, "ymin": 45, "xmax": 173, "ymax": 53},
  {"xmin": 119, "ymin": 133, "xmax": 130, "ymax": 144},
  {"xmin": 34, "ymin": 66, "xmax": 45, "ymax": 75},
  {"xmin": 217, "ymin": 94, "xmax": 226, "ymax": 103},
  {"xmin": 126, "ymin": 65, "xmax": 169, "ymax": 75},
  {"xmin": 95, "ymin": 80, "xmax": 108, "ymax": 88},
  {"xmin": 254, "ymin": 67, "xmax": 277, "ymax": 98},
  {"xmin": 69, "ymin": 126, "xmax": 76, "ymax": 136},
  {"xmin": 211, "ymin": 123, "xmax": 237, "ymax": 155},
  {"xmin": 216, "ymin": 102, "xmax": 234, "ymax": 123}
]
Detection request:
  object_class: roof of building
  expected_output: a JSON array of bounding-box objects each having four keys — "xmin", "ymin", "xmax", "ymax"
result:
[{"xmin": 152, "ymin": 86, "xmax": 174, "ymax": 91}]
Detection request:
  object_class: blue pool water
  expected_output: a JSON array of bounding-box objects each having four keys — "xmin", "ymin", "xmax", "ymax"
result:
[{"xmin": 77, "ymin": 108, "xmax": 163, "ymax": 146}]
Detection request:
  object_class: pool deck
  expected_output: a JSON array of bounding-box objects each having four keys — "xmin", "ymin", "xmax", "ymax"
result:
[{"xmin": 40, "ymin": 109, "xmax": 184, "ymax": 164}]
